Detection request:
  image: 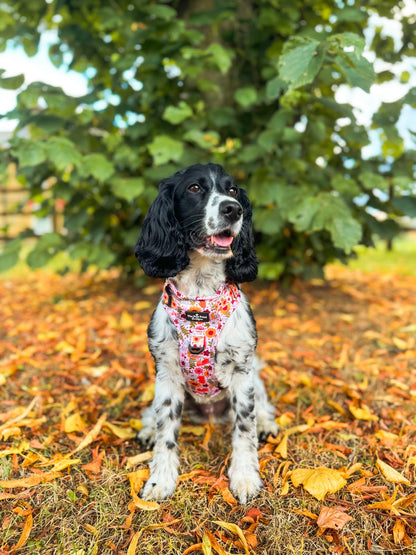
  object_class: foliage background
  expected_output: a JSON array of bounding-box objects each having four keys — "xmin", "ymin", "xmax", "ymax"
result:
[{"xmin": 0, "ymin": 0, "xmax": 415, "ymax": 280}]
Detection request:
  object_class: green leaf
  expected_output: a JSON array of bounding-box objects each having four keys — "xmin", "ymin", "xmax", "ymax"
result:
[
  {"xmin": 79, "ymin": 154, "xmax": 114, "ymax": 181},
  {"xmin": 0, "ymin": 239, "xmax": 22, "ymax": 272},
  {"xmin": 278, "ymin": 38, "xmax": 325, "ymax": 90},
  {"xmin": 144, "ymin": 4, "xmax": 177, "ymax": 20},
  {"xmin": 163, "ymin": 101, "xmax": 193, "ymax": 124},
  {"xmin": 258, "ymin": 261, "xmax": 285, "ymax": 280},
  {"xmin": 206, "ymin": 44, "xmax": 233, "ymax": 74},
  {"xmin": 286, "ymin": 193, "xmax": 361, "ymax": 253},
  {"xmin": 393, "ymin": 196, "xmax": 416, "ymax": 218},
  {"xmin": 26, "ymin": 233, "xmax": 63, "ymax": 269},
  {"xmin": 183, "ymin": 129, "xmax": 219, "ymax": 150},
  {"xmin": 331, "ymin": 175, "xmax": 361, "ymax": 197},
  {"xmin": 45, "ymin": 137, "xmax": 82, "ymax": 170},
  {"xmin": 89, "ymin": 245, "xmax": 116, "ymax": 269},
  {"xmin": 11, "ymin": 139, "xmax": 47, "ymax": 167},
  {"xmin": 265, "ymin": 76, "xmax": 285, "ymax": 100},
  {"xmin": 148, "ymin": 135, "xmax": 184, "ymax": 165},
  {"xmin": 330, "ymin": 32, "xmax": 366, "ymax": 58},
  {"xmin": 336, "ymin": 55, "xmax": 374, "ymax": 92},
  {"xmin": 253, "ymin": 207, "xmax": 283, "ymax": 234},
  {"xmin": 326, "ymin": 213, "xmax": 362, "ymax": 253},
  {"xmin": 359, "ymin": 171, "xmax": 389, "ymax": 191},
  {"xmin": 234, "ymin": 87, "xmax": 257, "ymax": 108},
  {"xmin": 0, "ymin": 71, "xmax": 24, "ymax": 90},
  {"xmin": 110, "ymin": 177, "xmax": 144, "ymax": 201}
]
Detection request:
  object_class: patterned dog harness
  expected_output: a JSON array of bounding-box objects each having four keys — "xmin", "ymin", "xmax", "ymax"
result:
[{"xmin": 162, "ymin": 279, "xmax": 241, "ymax": 399}]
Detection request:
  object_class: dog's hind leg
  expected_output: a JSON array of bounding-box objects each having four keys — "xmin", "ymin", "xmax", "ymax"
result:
[{"xmin": 253, "ymin": 358, "xmax": 278, "ymax": 442}]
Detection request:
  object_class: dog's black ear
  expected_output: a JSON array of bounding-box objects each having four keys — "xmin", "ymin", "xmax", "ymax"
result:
[
  {"xmin": 134, "ymin": 180, "xmax": 189, "ymax": 278},
  {"xmin": 226, "ymin": 188, "xmax": 258, "ymax": 283}
]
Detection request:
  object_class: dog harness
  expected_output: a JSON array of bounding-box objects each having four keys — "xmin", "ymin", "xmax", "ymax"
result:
[{"xmin": 162, "ymin": 279, "xmax": 241, "ymax": 399}]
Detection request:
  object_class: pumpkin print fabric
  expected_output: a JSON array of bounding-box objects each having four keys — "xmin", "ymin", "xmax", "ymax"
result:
[{"xmin": 162, "ymin": 279, "xmax": 241, "ymax": 398}]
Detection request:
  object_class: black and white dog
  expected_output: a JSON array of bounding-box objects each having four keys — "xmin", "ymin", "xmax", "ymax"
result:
[{"xmin": 134, "ymin": 163, "xmax": 277, "ymax": 504}]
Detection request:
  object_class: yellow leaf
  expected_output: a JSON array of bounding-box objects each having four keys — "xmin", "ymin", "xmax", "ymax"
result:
[
  {"xmin": 72, "ymin": 413, "xmax": 106, "ymax": 454},
  {"xmin": 376, "ymin": 459, "xmax": 410, "ymax": 485},
  {"xmin": 284, "ymin": 424, "xmax": 311, "ymax": 436},
  {"xmin": 0, "ymin": 426, "xmax": 21, "ymax": 440},
  {"xmin": 133, "ymin": 301, "xmax": 151, "ymax": 311},
  {"xmin": 276, "ymin": 413, "xmax": 294, "ymax": 428},
  {"xmin": 392, "ymin": 337, "xmax": 408, "ymax": 350},
  {"xmin": 180, "ymin": 425, "xmax": 206, "ymax": 436},
  {"xmin": 126, "ymin": 452, "xmax": 153, "ymax": 469},
  {"xmin": 281, "ymin": 479, "xmax": 290, "ymax": 495},
  {"xmin": 131, "ymin": 490, "xmax": 160, "ymax": 511},
  {"xmin": 203, "ymin": 530, "xmax": 227, "ymax": 555},
  {"xmin": 55, "ymin": 340, "xmax": 75, "ymax": 354},
  {"xmin": 349, "ymin": 404, "xmax": 378, "ymax": 422},
  {"xmin": 85, "ymin": 523, "xmax": 98, "ymax": 537},
  {"xmin": 76, "ymin": 484, "xmax": 89, "ymax": 496},
  {"xmin": 120, "ymin": 310, "xmax": 134, "ymax": 329},
  {"xmin": 129, "ymin": 418, "xmax": 142, "ymax": 431},
  {"xmin": 127, "ymin": 530, "xmax": 143, "ymax": 555},
  {"xmin": 213, "ymin": 521, "xmax": 249, "ymax": 555},
  {"xmin": 64, "ymin": 413, "xmax": 87, "ymax": 433},
  {"xmin": 274, "ymin": 434, "xmax": 288, "ymax": 459},
  {"xmin": 128, "ymin": 469, "xmax": 150, "ymax": 494},
  {"xmin": 52, "ymin": 457, "xmax": 81, "ymax": 472},
  {"xmin": 374, "ymin": 430, "xmax": 399, "ymax": 442},
  {"xmin": 345, "ymin": 462, "xmax": 362, "ymax": 477},
  {"xmin": 103, "ymin": 421, "xmax": 136, "ymax": 439},
  {"xmin": 293, "ymin": 508, "xmax": 318, "ymax": 519},
  {"xmin": 291, "ymin": 467, "xmax": 347, "ymax": 501},
  {"xmin": 202, "ymin": 533, "xmax": 212, "ymax": 555}
]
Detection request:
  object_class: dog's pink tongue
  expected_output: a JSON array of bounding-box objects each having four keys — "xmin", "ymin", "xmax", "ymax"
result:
[{"xmin": 212, "ymin": 235, "xmax": 233, "ymax": 247}]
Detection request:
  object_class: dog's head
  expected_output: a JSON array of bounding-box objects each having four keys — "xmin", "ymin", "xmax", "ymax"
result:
[{"xmin": 134, "ymin": 163, "xmax": 257, "ymax": 283}]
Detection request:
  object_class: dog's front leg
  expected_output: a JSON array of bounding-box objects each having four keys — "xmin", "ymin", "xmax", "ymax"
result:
[
  {"xmin": 141, "ymin": 368, "xmax": 184, "ymax": 501},
  {"xmin": 228, "ymin": 372, "xmax": 262, "ymax": 504}
]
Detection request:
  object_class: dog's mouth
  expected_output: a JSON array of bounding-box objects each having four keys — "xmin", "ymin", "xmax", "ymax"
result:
[{"xmin": 196, "ymin": 230, "xmax": 235, "ymax": 255}]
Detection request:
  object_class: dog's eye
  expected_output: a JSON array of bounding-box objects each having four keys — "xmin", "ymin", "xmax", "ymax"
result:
[
  {"xmin": 229, "ymin": 186, "xmax": 238, "ymax": 197},
  {"xmin": 188, "ymin": 184, "xmax": 200, "ymax": 193}
]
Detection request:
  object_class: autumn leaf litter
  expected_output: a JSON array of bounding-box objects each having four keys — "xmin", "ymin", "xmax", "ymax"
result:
[{"xmin": 1, "ymin": 266, "xmax": 416, "ymax": 553}]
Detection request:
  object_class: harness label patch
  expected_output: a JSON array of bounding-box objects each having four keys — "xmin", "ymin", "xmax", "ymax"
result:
[{"xmin": 185, "ymin": 310, "xmax": 210, "ymax": 322}]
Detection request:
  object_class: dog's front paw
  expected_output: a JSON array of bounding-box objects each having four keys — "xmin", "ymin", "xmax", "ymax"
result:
[
  {"xmin": 141, "ymin": 474, "xmax": 177, "ymax": 501},
  {"xmin": 229, "ymin": 468, "xmax": 262, "ymax": 504}
]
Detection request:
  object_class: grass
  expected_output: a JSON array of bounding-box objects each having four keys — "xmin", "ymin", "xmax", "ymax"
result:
[
  {"xmin": 347, "ymin": 231, "xmax": 416, "ymax": 276},
  {"xmin": 1, "ymin": 233, "xmax": 416, "ymax": 553}
]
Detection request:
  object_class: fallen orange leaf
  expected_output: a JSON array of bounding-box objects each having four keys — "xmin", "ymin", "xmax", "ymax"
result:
[
  {"xmin": 12, "ymin": 512, "xmax": 33, "ymax": 550},
  {"xmin": 0, "ymin": 470, "xmax": 62, "ymax": 489},
  {"xmin": 316, "ymin": 506, "xmax": 352, "ymax": 530}
]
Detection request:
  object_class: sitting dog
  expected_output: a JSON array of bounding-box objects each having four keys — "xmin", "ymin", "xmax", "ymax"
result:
[{"xmin": 134, "ymin": 163, "xmax": 278, "ymax": 503}]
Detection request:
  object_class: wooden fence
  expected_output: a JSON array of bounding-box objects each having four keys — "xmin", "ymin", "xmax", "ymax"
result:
[{"xmin": 0, "ymin": 164, "xmax": 33, "ymax": 242}]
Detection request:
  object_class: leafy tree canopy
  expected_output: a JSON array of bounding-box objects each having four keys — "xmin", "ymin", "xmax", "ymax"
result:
[{"xmin": 0, "ymin": 0, "xmax": 415, "ymax": 280}]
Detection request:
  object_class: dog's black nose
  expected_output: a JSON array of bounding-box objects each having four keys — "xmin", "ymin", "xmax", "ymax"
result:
[{"xmin": 219, "ymin": 200, "xmax": 243, "ymax": 222}]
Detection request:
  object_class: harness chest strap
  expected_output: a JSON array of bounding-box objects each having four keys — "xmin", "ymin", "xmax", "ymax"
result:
[{"xmin": 162, "ymin": 279, "xmax": 241, "ymax": 398}]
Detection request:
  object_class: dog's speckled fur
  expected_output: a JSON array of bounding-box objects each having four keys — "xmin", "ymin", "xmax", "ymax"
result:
[{"xmin": 135, "ymin": 163, "xmax": 277, "ymax": 503}]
